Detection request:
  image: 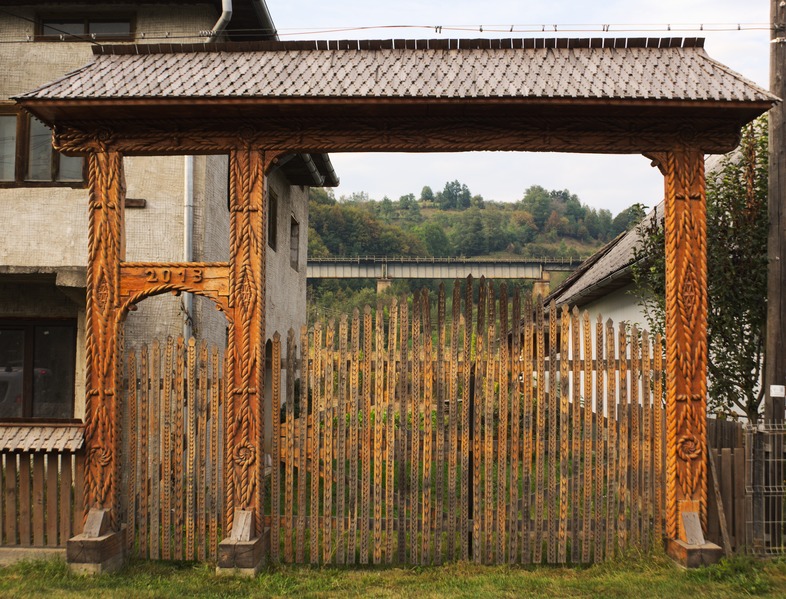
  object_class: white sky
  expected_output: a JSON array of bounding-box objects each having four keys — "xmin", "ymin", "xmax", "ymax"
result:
[{"xmin": 267, "ymin": 1, "xmax": 771, "ymax": 215}]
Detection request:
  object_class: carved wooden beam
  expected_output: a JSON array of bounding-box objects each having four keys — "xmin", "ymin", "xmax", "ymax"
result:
[
  {"xmin": 225, "ymin": 147, "xmax": 271, "ymax": 540},
  {"xmin": 118, "ymin": 262, "xmax": 231, "ymax": 317},
  {"xmin": 650, "ymin": 148, "xmax": 708, "ymax": 542},
  {"xmin": 83, "ymin": 149, "xmax": 126, "ymax": 529},
  {"xmin": 52, "ymin": 117, "xmax": 744, "ymax": 156}
]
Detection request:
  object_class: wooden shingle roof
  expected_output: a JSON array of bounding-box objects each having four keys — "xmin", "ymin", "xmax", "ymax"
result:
[
  {"xmin": 0, "ymin": 423, "xmax": 84, "ymax": 453},
  {"xmin": 20, "ymin": 37, "xmax": 773, "ymax": 104}
]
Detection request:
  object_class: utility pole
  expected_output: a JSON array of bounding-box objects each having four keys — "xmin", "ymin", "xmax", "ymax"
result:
[{"xmin": 766, "ymin": 0, "xmax": 786, "ymax": 420}]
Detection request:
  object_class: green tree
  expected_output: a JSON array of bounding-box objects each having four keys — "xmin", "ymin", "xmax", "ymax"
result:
[
  {"xmin": 420, "ymin": 185, "xmax": 434, "ymax": 203},
  {"xmin": 632, "ymin": 118, "xmax": 768, "ymax": 420}
]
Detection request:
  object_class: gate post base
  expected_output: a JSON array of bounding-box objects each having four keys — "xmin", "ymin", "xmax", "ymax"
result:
[
  {"xmin": 666, "ymin": 538, "xmax": 723, "ymax": 568},
  {"xmin": 216, "ymin": 510, "xmax": 268, "ymax": 576},
  {"xmin": 216, "ymin": 533, "xmax": 268, "ymax": 577},
  {"xmin": 66, "ymin": 509, "xmax": 126, "ymax": 575}
]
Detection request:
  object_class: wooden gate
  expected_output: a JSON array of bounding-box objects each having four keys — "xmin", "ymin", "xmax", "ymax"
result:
[
  {"xmin": 270, "ymin": 278, "xmax": 666, "ymax": 565},
  {"xmin": 123, "ymin": 337, "xmax": 224, "ymax": 561}
]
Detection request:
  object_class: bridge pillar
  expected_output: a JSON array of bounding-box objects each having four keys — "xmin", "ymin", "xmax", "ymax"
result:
[
  {"xmin": 376, "ymin": 278, "xmax": 392, "ymax": 294},
  {"xmin": 532, "ymin": 271, "xmax": 551, "ymax": 300}
]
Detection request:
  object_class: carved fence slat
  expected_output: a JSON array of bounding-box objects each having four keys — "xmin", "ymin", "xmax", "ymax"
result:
[{"xmin": 150, "ymin": 339, "xmax": 160, "ymax": 561}]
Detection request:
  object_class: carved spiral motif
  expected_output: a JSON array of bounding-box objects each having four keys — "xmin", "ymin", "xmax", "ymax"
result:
[
  {"xmin": 677, "ymin": 435, "xmax": 702, "ymax": 461},
  {"xmin": 234, "ymin": 443, "xmax": 256, "ymax": 466}
]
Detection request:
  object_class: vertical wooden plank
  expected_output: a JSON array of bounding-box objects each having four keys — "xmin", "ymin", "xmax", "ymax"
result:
[
  {"xmin": 508, "ymin": 287, "xmax": 522, "ymax": 564},
  {"xmin": 348, "ymin": 314, "xmax": 360, "ymax": 564},
  {"xmin": 73, "ymin": 451, "xmax": 85, "ymax": 535},
  {"xmin": 18, "ymin": 454, "xmax": 30, "ymax": 546},
  {"xmin": 594, "ymin": 316, "xmax": 606, "ymax": 562},
  {"xmin": 139, "ymin": 344, "xmax": 149, "ymax": 558},
  {"xmin": 0, "ymin": 454, "xmax": 4, "ymax": 545},
  {"xmin": 653, "ymin": 334, "xmax": 664, "ymax": 542},
  {"xmin": 421, "ymin": 290, "xmax": 433, "ymax": 565},
  {"xmin": 374, "ymin": 304, "xmax": 384, "ymax": 565},
  {"xmin": 362, "ymin": 309, "xmax": 373, "ymax": 565},
  {"xmin": 485, "ymin": 285, "xmax": 496, "ymax": 564},
  {"xmin": 197, "ymin": 341, "xmax": 209, "ymax": 562},
  {"xmin": 734, "ymin": 449, "xmax": 745, "ymax": 549},
  {"xmin": 570, "ymin": 308, "xmax": 581, "ymax": 563},
  {"xmin": 547, "ymin": 301, "xmax": 558, "ymax": 564},
  {"xmin": 409, "ymin": 297, "xmax": 421, "ymax": 565},
  {"xmin": 186, "ymin": 337, "xmax": 197, "ymax": 561},
  {"xmin": 721, "ymin": 448, "xmax": 734, "ymax": 544},
  {"xmin": 210, "ymin": 344, "xmax": 220, "ymax": 561},
  {"xmin": 298, "ymin": 326, "xmax": 309, "ymax": 564},
  {"xmin": 581, "ymin": 312, "xmax": 593, "ymax": 563},
  {"xmin": 473, "ymin": 279, "xmax": 486, "ymax": 564},
  {"xmin": 285, "ymin": 329, "xmax": 296, "ymax": 563},
  {"xmin": 435, "ymin": 288, "xmax": 445, "ymax": 565},
  {"xmin": 347, "ymin": 316, "xmax": 360, "ymax": 564},
  {"xmin": 150, "ymin": 338, "xmax": 161, "ymax": 560},
  {"xmin": 127, "ymin": 349, "xmax": 137, "ymax": 553},
  {"xmin": 605, "ymin": 321, "xmax": 617, "ymax": 558},
  {"xmin": 162, "ymin": 337, "xmax": 174, "ymax": 560},
  {"xmin": 448, "ymin": 281, "xmax": 461, "ymax": 562},
  {"xmin": 335, "ymin": 317, "xmax": 347, "ymax": 564},
  {"xmin": 323, "ymin": 321, "xmax": 335, "ymax": 564},
  {"xmin": 4, "ymin": 455, "xmax": 17, "ymax": 545},
  {"xmin": 497, "ymin": 285, "xmax": 509, "ymax": 564},
  {"xmin": 521, "ymin": 297, "xmax": 534, "ymax": 564},
  {"xmin": 641, "ymin": 331, "xmax": 652, "ymax": 553},
  {"xmin": 461, "ymin": 277, "xmax": 472, "ymax": 561},
  {"xmin": 271, "ymin": 331, "xmax": 282, "ymax": 562},
  {"xmin": 630, "ymin": 327, "xmax": 640, "ymax": 549},
  {"xmin": 558, "ymin": 305, "xmax": 570, "ymax": 564},
  {"xmin": 310, "ymin": 323, "xmax": 323, "ymax": 564},
  {"xmin": 60, "ymin": 454, "xmax": 73, "ymax": 546},
  {"xmin": 32, "ymin": 452, "xmax": 44, "ymax": 547},
  {"xmin": 46, "ymin": 453, "xmax": 58, "ymax": 546},
  {"xmin": 173, "ymin": 336, "xmax": 185, "ymax": 560},
  {"xmin": 617, "ymin": 324, "xmax": 629, "ymax": 552},
  {"xmin": 386, "ymin": 298, "xmax": 398, "ymax": 564},
  {"xmin": 398, "ymin": 299, "xmax": 410, "ymax": 564},
  {"xmin": 533, "ymin": 296, "xmax": 546, "ymax": 564}
]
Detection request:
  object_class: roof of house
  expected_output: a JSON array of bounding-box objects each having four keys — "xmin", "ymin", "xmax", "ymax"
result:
[
  {"xmin": 547, "ymin": 203, "xmax": 664, "ymax": 308},
  {"xmin": 19, "ymin": 37, "xmax": 773, "ymax": 104}
]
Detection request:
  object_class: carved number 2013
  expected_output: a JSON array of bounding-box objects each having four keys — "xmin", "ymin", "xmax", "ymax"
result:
[{"xmin": 144, "ymin": 268, "xmax": 204, "ymax": 284}]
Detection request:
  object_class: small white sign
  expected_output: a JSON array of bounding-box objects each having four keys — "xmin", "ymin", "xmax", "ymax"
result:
[{"xmin": 770, "ymin": 384, "xmax": 786, "ymax": 398}]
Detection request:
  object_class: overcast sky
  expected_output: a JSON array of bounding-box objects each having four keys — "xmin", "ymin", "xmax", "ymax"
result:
[{"xmin": 267, "ymin": 1, "xmax": 771, "ymax": 215}]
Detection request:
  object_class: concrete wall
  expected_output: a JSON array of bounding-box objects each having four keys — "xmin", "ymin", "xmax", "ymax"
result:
[{"xmin": 576, "ymin": 283, "xmax": 649, "ymax": 331}]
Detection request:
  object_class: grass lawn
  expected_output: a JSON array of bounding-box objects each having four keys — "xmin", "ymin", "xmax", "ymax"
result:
[{"xmin": 0, "ymin": 552, "xmax": 784, "ymax": 598}]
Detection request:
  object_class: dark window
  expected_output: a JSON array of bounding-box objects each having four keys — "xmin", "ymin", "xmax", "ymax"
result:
[
  {"xmin": 0, "ymin": 321, "xmax": 76, "ymax": 420},
  {"xmin": 268, "ymin": 191, "xmax": 278, "ymax": 250},
  {"xmin": 290, "ymin": 216, "xmax": 300, "ymax": 271},
  {"xmin": 39, "ymin": 17, "xmax": 133, "ymax": 41},
  {"xmin": 0, "ymin": 111, "xmax": 85, "ymax": 187}
]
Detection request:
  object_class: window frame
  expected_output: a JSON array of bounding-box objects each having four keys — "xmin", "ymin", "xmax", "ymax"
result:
[
  {"xmin": 0, "ymin": 318, "xmax": 77, "ymax": 422},
  {"xmin": 35, "ymin": 14, "xmax": 135, "ymax": 42},
  {"xmin": 0, "ymin": 108, "xmax": 86, "ymax": 189}
]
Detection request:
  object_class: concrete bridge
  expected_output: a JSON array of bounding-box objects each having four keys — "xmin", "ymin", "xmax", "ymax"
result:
[{"xmin": 307, "ymin": 256, "xmax": 582, "ymax": 293}]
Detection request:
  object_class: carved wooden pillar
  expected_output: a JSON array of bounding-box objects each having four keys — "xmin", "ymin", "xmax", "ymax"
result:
[
  {"xmin": 660, "ymin": 148, "xmax": 708, "ymax": 542},
  {"xmin": 225, "ymin": 147, "xmax": 268, "ymax": 539},
  {"xmin": 83, "ymin": 149, "xmax": 126, "ymax": 528}
]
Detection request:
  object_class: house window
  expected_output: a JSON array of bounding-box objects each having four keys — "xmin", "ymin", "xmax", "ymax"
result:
[
  {"xmin": 0, "ymin": 111, "xmax": 85, "ymax": 187},
  {"xmin": 290, "ymin": 216, "xmax": 300, "ymax": 271},
  {"xmin": 268, "ymin": 191, "xmax": 278, "ymax": 251},
  {"xmin": 0, "ymin": 321, "xmax": 76, "ymax": 420},
  {"xmin": 38, "ymin": 17, "xmax": 133, "ymax": 41}
]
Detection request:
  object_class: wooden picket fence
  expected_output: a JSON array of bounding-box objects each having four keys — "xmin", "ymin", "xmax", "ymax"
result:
[
  {"xmin": 123, "ymin": 337, "xmax": 224, "ymax": 561},
  {"xmin": 0, "ymin": 450, "xmax": 84, "ymax": 548},
  {"xmin": 269, "ymin": 278, "xmax": 666, "ymax": 565}
]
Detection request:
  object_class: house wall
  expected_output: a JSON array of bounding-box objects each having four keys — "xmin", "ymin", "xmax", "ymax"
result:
[
  {"xmin": 0, "ymin": 4, "xmax": 314, "ymax": 424},
  {"xmin": 576, "ymin": 283, "xmax": 650, "ymax": 331}
]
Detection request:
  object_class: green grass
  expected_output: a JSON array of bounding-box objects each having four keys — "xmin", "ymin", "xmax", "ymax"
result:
[{"xmin": 0, "ymin": 552, "xmax": 785, "ymax": 598}]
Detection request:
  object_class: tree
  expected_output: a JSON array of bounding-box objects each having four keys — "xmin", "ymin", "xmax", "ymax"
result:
[
  {"xmin": 420, "ymin": 185, "xmax": 434, "ymax": 203},
  {"xmin": 632, "ymin": 118, "xmax": 768, "ymax": 420}
]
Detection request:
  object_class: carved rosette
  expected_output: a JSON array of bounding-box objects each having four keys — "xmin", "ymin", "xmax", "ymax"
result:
[
  {"xmin": 661, "ymin": 148, "xmax": 708, "ymax": 540},
  {"xmin": 84, "ymin": 150, "xmax": 126, "ymax": 528},
  {"xmin": 226, "ymin": 147, "xmax": 268, "ymax": 538}
]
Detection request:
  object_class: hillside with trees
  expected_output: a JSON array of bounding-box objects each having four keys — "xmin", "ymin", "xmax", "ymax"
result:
[{"xmin": 307, "ymin": 181, "xmax": 647, "ymax": 319}]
